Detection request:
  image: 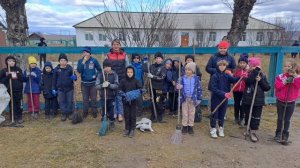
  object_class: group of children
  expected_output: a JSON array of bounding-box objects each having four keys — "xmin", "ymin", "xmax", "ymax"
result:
[{"xmin": 1, "ymin": 39, "xmax": 299, "ymax": 144}]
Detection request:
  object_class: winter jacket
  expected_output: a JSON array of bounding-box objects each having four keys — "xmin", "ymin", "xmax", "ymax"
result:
[
  {"xmin": 210, "ymin": 70, "xmax": 240, "ymax": 105},
  {"xmin": 179, "ymin": 75, "xmax": 202, "ymax": 106},
  {"xmin": 242, "ymin": 69, "xmax": 271, "ymax": 106},
  {"xmin": 52, "ymin": 64, "xmax": 74, "ymax": 92},
  {"xmin": 0, "ymin": 66, "xmax": 23, "ymax": 92},
  {"xmin": 23, "ymin": 67, "xmax": 42, "ymax": 94},
  {"xmin": 163, "ymin": 68, "xmax": 174, "ymax": 93},
  {"xmin": 95, "ymin": 70, "xmax": 119, "ymax": 99},
  {"xmin": 275, "ymin": 73, "xmax": 300, "ymax": 102},
  {"xmin": 131, "ymin": 62, "xmax": 144, "ymax": 85},
  {"xmin": 106, "ymin": 49, "xmax": 129, "ymax": 81},
  {"xmin": 206, "ymin": 52, "xmax": 236, "ymax": 90},
  {"xmin": 233, "ymin": 68, "xmax": 248, "ymax": 92},
  {"xmin": 41, "ymin": 62, "xmax": 56, "ymax": 99},
  {"xmin": 145, "ymin": 62, "xmax": 166, "ymax": 90},
  {"xmin": 77, "ymin": 56, "xmax": 101, "ymax": 86}
]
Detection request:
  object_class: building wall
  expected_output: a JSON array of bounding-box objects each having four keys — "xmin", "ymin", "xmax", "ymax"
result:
[{"xmin": 75, "ymin": 27, "xmax": 279, "ymax": 47}]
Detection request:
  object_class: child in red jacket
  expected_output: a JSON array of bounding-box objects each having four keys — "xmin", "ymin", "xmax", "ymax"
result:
[
  {"xmin": 274, "ymin": 59, "xmax": 300, "ymax": 145},
  {"xmin": 233, "ymin": 53, "xmax": 248, "ymax": 125}
]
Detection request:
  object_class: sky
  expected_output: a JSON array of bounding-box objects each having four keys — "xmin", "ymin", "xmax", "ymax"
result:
[{"xmin": 0, "ymin": 0, "xmax": 299, "ymax": 35}]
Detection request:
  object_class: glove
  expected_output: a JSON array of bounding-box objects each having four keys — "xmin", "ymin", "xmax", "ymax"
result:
[
  {"xmin": 70, "ymin": 74, "xmax": 77, "ymax": 81},
  {"xmin": 30, "ymin": 72, "xmax": 37, "ymax": 77},
  {"xmin": 225, "ymin": 92, "xmax": 232, "ymax": 99},
  {"xmin": 176, "ymin": 84, "xmax": 183, "ymax": 90},
  {"xmin": 147, "ymin": 73, "xmax": 154, "ymax": 78},
  {"xmin": 26, "ymin": 71, "xmax": 30, "ymax": 77},
  {"xmin": 102, "ymin": 81, "xmax": 110, "ymax": 88},
  {"xmin": 225, "ymin": 70, "xmax": 232, "ymax": 75},
  {"xmin": 286, "ymin": 76, "xmax": 294, "ymax": 84},
  {"xmin": 51, "ymin": 90, "xmax": 57, "ymax": 96}
]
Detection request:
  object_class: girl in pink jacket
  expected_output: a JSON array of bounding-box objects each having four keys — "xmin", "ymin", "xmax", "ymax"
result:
[{"xmin": 274, "ymin": 59, "xmax": 300, "ymax": 145}]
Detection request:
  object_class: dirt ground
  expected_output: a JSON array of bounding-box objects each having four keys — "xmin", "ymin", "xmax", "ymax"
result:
[{"xmin": 1, "ymin": 105, "xmax": 300, "ymax": 168}]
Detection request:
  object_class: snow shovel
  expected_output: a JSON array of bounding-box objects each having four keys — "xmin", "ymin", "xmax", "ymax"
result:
[
  {"xmin": 171, "ymin": 58, "xmax": 182, "ymax": 144},
  {"xmin": 147, "ymin": 56, "xmax": 158, "ymax": 121},
  {"xmin": 99, "ymin": 67, "xmax": 109, "ymax": 136},
  {"xmin": 71, "ymin": 63, "xmax": 82, "ymax": 124},
  {"xmin": 244, "ymin": 72, "xmax": 260, "ymax": 142}
]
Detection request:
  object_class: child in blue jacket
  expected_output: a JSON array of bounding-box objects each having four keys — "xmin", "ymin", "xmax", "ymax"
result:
[
  {"xmin": 177, "ymin": 62, "xmax": 202, "ymax": 135},
  {"xmin": 41, "ymin": 61, "xmax": 58, "ymax": 120},
  {"xmin": 52, "ymin": 53, "xmax": 77, "ymax": 121},
  {"xmin": 163, "ymin": 59, "xmax": 175, "ymax": 115},
  {"xmin": 24, "ymin": 56, "xmax": 42, "ymax": 119},
  {"xmin": 210, "ymin": 60, "xmax": 241, "ymax": 138},
  {"xmin": 131, "ymin": 53, "xmax": 144, "ymax": 116}
]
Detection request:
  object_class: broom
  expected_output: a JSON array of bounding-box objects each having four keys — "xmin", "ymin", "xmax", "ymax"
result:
[
  {"xmin": 99, "ymin": 64, "xmax": 109, "ymax": 136},
  {"xmin": 71, "ymin": 62, "xmax": 82, "ymax": 124},
  {"xmin": 147, "ymin": 56, "xmax": 157, "ymax": 121},
  {"xmin": 171, "ymin": 57, "xmax": 182, "ymax": 144}
]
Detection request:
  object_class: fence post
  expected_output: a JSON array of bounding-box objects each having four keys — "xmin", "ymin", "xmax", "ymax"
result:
[{"xmin": 268, "ymin": 53, "xmax": 277, "ymax": 97}]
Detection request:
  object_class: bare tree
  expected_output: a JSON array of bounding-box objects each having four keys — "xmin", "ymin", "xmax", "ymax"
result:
[
  {"xmin": 88, "ymin": 0, "xmax": 178, "ymax": 47},
  {"xmin": 0, "ymin": 0, "xmax": 28, "ymax": 46},
  {"xmin": 273, "ymin": 17, "xmax": 297, "ymax": 46},
  {"xmin": 194, "ymin": 17, "xmax": 217, "ymax": 47}
]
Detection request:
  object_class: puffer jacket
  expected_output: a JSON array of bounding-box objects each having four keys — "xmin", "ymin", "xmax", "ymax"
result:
[
  {"xmin": 52, "ymin": 64, "xmax": 74, "ymax": 92},
  {"xmin": 95, "ymin": 70, "xmax": 119, "ymax": 99},
  {"xmin": 148, "ymin": 62, "xmax": 166, "ymax": 90},
  {"xmin": 233, "ymin": 68, "xmax": 248, "ymax": 92},
  {"xmin": 41, "ymin": 62, "xmax": 56, "ymax": 99},
  {"xmin": 0, "ymin": 66, "xmax": 23, "ymax": 92},
  {"xmin": 23, "ymin": 67, "xmax": 42, "ymax": 94},
  {"xmin": 106, "ymin": 48, "xmax": 128, "ymax": 81}
]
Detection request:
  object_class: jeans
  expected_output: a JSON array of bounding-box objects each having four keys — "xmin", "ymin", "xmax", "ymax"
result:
[
  {"xmin": 276, "ymin": 100, "xmax": 295, "ymax": 134},
  {"xmin": 44, "ymin": 97, "xmax": 58, "ymax": 116},
  {"xmin": 58, "ymin": 90, "xmax": 74, "ymax": 115},
  {"xmin": 81, "ymin": 84, "xmax": 98, "ymax": 114},
  {"xmin": 244, "ymin": 105, "xmax": 263, "ymax": 130}
]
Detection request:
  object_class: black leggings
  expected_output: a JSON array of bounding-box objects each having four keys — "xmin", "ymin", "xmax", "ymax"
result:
[{"xmin": 233, "ymin": 92, "xmax": 244, "ymax": 121}]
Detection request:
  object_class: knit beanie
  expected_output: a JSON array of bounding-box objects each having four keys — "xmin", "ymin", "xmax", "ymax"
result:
[
  {"xmin": 218, "ymin": 41, "xmax": 230, "ymax": 49},
  {"xmin": 165, "ymin": 59, "xmax": 172, "ymax": 65},
  {"xmin": 154, "ymin": 52, "xmax": 164, "ymax": 59},
  {"xmin": 131, "ymin": 53, "xmax": 141, "ymax": 61},
  {"xmin": 58, "ymin": 53, "xmax": 68, "ymax": 62},
  {"xmin": 238, "ymin": 53, "xmax": 248, "ymax": 64},
  {"xmin": 28, "ymin": 56, "xmax": 37, "ymax": 64},
  {"xmin": 185, "ymin": 62, "xmax": 196, "ymax": 73},
  {"xmin": 82, "ymin": 46, "xmax": 92, "ymax": 54},
  {"xmin": 248, "ymin": 57, "xmax": 261, "ymax": 68},
  {"xmin": 5, "ymin": 55, "xmax": 16, "ymax": 64}
]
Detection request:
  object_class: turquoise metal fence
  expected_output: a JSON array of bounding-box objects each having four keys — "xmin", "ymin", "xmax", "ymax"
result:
[{"xmin": 1, "ymin": 46, "xmax": 300, "ymax": 109}]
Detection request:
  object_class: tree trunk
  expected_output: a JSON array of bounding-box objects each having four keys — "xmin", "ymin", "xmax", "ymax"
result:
[
  {"xmin": 228, "ymin": 0, "xmax": 256, "ymax": 46},
  {"xmin": 0, "ymin": 0, "xmax": 28, "ymax": 46}
]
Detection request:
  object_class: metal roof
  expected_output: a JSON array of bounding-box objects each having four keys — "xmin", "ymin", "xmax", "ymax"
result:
[{"xmin": 74, "ymin": 11, "xmax": 283, "ymax": 30}]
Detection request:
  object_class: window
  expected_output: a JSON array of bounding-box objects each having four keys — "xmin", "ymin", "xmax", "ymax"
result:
[
  {"xmin": 119, "ymin": 31, "xmax": 126, "ymax": 41},
  {"xmin": 165, "ymin": 34, "xmax": 172, "ymax": 42},
  {"xmin": 196, "ymin": 32, "xmax": 203, "ymax": 41},
  {"xmin": 241, "ymin": 32, "xmax": 246, "ymax": 41},
  {"xmin": 99, "ymin": 33, "xmax": 106, "ymax": 41},
  {"xmin": 85, "ymin": 32, "xmax": 93, "ymax": 41},
  {"xmin": 256, "ymin": 32, "xmax": 264, "ymax": 41},
  {"xmin": 133, "ymin": 31, "xmax": 140, "ymax": 41},
  {"xmin": 181, "ymin": 32, "xmax": 189, "ymax": 36},
  {"xmin": 267, "ymin": 32, "xmax": 274, "ymax": 41},
  {"xmin": 209, "ymin": 32, "xmax": 216, "ymax": 41}
]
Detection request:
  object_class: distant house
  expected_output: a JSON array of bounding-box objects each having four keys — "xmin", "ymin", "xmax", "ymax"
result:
[
  {"xmin": 73, "ymin": 11, "xmax": 284, "ymax": 47},
  {"xmin": 28, "ymin": 33, "xmax": 76, "ymax": 47}
]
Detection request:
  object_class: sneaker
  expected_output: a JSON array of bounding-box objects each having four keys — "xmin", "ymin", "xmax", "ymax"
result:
[
  {"xmin": 109, "ymin": 121, "xmax": 115, "ymax": 130},
  {"xmin": 61, "ymin": 114, "xmax": 67, "ymax": 121},
  {"xmin": 17, "ymin": 119, "xmax": 24, "ymax": 124},
  {"xmin": 250, "ymin": 130, "xmax": 259, "ymax": 142},
  {"xmin": 281, "ymin": 132, "xmax": 289, "ymax": 146},
  {"xmin": 188, "ymin": 126, "xmax": 194, "ymax": 135},
  {"xmin": 118, "ymin": 115, "xmax": 123, "ymax": 122},
  {"xmin": 218, "ymin": 127, "xmax": 225, "ymax": 137},
  {"xmin": 128, "ymin": 130, "xmax": 135, "ymax": 138},
  {"xmin": 181, "ymin": 126, "xmax": 188, "ymax": 134},
  {"xmin": 123, "ymin": 130, "xmax": 130, "ymax": 137},
  {"xmin": 273, "ymin": 131, "xmax": 281, "ymax": 141},
  {"xmin": 210, "ymin": 128, "xmax": 218, "ymax": 138}
]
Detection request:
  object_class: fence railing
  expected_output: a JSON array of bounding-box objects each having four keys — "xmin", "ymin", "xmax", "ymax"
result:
[{"xmin": 1, "ymin": 46, "xmax": 300, "ymax": 109}]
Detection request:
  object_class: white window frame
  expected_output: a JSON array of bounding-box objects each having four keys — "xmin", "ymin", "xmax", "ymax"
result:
[
  {"xmin": 85, "ymin": 32, "xmax": 94, "ymax": 41},
  {"xmin": 209, "ymin": 32, "xmax": 216, "ymax": 41}
]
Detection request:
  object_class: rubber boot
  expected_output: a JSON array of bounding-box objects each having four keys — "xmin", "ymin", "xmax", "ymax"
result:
[
  {"xmin": 188, "ymin": 126, "xmax": 194, "ymax": 135},
  {"xmin": 281, "ymin": 132, "xmax": 289, "ymax": 146},
  {"xmin": 182, "ymin": 126, "xmax": 188, "ymax": 134},
  {"xmin": 273, "ymin": 131, "xmax": 281, "ymax": 141},
  {"xmin": 128, "ymin": 130, "xmax": 135, "ymax": 138},
  {"xmin": 123, "ymin": 130, "xmax": 130, "ymax": 137}
]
